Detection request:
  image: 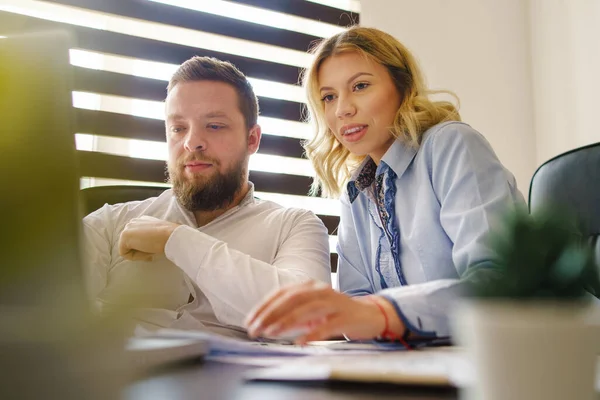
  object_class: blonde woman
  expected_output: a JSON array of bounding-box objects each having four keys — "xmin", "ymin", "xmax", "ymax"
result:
[{"xmin": 246, "ymin": 27, "xmax": 525, "ymax": 344}]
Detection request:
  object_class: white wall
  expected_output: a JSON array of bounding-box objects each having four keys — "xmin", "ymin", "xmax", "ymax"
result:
[
  {"xmin": 529, "ymin": 0, "xmax": 600, "ymax": 166},
  {"xmin": 360, "ymin": 0, "xmax": 538, "ymax": 195}
]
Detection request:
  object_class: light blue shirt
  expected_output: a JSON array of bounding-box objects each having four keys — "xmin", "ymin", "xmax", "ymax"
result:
[{"xmin": 337, "ymin": 121, "xmax": 526, "ymax": 337}]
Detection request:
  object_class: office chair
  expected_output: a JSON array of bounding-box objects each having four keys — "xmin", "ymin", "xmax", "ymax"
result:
[
  {"xmin": 81, "ymin": 185, "xmax": 168, "ymax": 215},
  {"xmin": 529, "ymin": 142, "xmax": 600, "ymax": 296}
]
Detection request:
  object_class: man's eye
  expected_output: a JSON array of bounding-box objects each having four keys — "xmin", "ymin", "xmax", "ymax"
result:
[{"xmin": 208, "ymin": 124, "xmax": 224, "ymax": 130}]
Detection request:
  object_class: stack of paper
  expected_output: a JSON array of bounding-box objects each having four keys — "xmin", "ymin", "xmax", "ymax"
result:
[{"xmin": 146, "ymin": 328, "xmax": 406, "ymax": 357}]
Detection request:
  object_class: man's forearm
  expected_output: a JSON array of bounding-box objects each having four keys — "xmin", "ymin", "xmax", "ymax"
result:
[{"xmin": 165, "ymin": 225, "xmax": 331, "ymax": 327}]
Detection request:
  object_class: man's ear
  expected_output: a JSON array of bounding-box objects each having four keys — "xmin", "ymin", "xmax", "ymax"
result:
[{"xmin": 247, "ymin": 124, "xmax": 261, "ymax": 155}]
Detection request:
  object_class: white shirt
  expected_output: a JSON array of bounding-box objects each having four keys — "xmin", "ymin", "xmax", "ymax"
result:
[{"xmin": 83, "ymin": 184, "xmax": 331, "ymax": 337}]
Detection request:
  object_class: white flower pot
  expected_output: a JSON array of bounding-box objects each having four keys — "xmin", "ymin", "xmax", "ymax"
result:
[{"xmin": 452, "ymin": 300, "xmax": 598, "ymax": 400}]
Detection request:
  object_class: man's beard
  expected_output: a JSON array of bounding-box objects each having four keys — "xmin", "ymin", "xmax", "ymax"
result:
[{"xmin": 168, "ymin": 154, "xmax": 247, "ymax": 212}]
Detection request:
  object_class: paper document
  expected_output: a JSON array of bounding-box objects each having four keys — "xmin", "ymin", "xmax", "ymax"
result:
[
  {"xmin": 145, "ymin": 328, "xmax": 411, "ymax": 357},
  {"xmin": 246, "ymin": 351, "xmax": 600, "ymax": 391},
  {"xmin": 245, "ymin": 349, "xmax": 470, "ymax": 387}
]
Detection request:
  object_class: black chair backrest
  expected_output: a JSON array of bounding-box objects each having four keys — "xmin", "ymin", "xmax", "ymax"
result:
[
  {"xmin": 529, "ymin": 142, "xmax": 600, "ymax": 295},
  {"xmin": 81, "ymin": 185, "xmax": 168, "ymax": 215}
]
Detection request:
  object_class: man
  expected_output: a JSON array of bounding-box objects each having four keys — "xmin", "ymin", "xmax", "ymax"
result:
[{"xmin": 83, "ymin": 56, "xmax": 331, "ymax": 337}]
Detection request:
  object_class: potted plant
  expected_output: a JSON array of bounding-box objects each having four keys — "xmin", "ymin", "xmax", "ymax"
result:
[{"xmin": 453, "ymin": 208, "xmax": 600, "ymax": 400}]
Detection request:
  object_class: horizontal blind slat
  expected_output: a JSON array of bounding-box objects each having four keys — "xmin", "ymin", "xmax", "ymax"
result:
[
  {"xmin": 0, "ymin": 11, "xmax": 302, "ymax": 84},
  {"xmin": 43, "ymin": 0, "xmax": 323, "ymax": 52},
  {"xmin": 72, "ymin": 67, "xmax": 304, "ymax": 122},
  {"xmin": 228, "ymin": 0, "xmax": 359, "ymax": 26}
]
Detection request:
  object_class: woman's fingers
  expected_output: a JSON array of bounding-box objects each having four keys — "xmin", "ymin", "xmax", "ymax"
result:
[
  {"xmin": 247, "ymin": 291, "xmax": 317, "ymax": 337},
  {"xmin": 294, "ymin": 315, "xmax": 346, "ymax": 344},
  {"xmin": 262, "ymin": 299, "xmax": 335, "ymax": 338},
  {"xmin": 245, "ymin": 288, "xmax": 288, "ymax": 329},
  {"xmin": 245, "ymin": 281, "xmax": 313, "ymax": 329},
  {"xmin": 293, "ymin": 297, "xmax": 391, "ymax": 344},
  {"xmin": 247, "ymin": 282, "xmax": 332, "ymax": 337},
  {"xmin": 246, "ymin": 289, "xmax": 393, "ymax": 344}
]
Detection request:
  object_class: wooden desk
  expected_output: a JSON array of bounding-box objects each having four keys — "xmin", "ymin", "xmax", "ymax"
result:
[{"xmin": 126, "ymin": 360, "xmax": 458, "ymax": 400}]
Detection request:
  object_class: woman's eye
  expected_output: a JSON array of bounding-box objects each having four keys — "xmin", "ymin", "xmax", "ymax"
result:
[
  {"xmin": 321, "ymin": 94, "xmax": 336, "ymax": 103},
  {"xmin": 353, "ymin": 82, "xmax": 370, "ymax": 91}
]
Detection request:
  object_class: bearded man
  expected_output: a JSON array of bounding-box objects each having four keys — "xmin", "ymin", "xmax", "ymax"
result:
[{"xmin": 83, "ymin": 56, "xmax": 331, "ymax": 337}]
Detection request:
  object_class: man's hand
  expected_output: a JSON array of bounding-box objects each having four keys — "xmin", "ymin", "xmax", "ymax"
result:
[
  {"xmin": 118, "ymin": 216, "xmax": 180, "ymax": 261},
  {"xmin": 245, "ymin": 281, "xmax": 405, "ymax": 344}
]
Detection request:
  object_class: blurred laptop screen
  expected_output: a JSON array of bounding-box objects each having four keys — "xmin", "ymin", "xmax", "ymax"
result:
[{"xmin": 0, "ymin": 30, "xmax": 85, "ymax": 306}]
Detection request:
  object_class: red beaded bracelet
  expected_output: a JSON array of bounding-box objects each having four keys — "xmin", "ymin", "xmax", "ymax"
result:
[{"xmin": 366, "ymin": 296, "xmax": 412, "ymax": 350}]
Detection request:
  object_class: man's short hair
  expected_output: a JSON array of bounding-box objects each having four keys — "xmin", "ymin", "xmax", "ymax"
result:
[{"xmin": 167, "ymin": 56, "xmax": 259, "ymax": 129}]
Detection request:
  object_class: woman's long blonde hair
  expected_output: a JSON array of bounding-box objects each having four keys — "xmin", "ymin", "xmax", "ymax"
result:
[{"xmin": 303, "ymin": 26, "xmax": 461, "ymax": 198}]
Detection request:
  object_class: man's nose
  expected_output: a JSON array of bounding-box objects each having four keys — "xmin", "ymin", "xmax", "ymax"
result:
[{"xmin": 183, "ymin": 126, "xmax": 206, "ymax": 152}]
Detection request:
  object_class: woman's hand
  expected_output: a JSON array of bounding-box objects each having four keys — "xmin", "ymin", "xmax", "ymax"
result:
[{"xmin": 245, "ymin": 281, "xmax": 405, "ymax": 344}]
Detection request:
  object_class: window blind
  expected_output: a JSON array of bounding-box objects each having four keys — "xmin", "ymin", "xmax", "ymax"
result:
[{"xmin": 0, "ymin": 0, "xmax": 360, "ymax": 273}]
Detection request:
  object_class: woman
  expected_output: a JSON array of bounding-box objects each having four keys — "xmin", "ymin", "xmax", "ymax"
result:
[{"xmin": 245, "ymin": 26, "xmax": 526, "ymax": 344}]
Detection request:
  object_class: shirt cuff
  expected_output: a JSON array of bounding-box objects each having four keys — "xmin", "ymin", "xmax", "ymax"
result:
[
  {"xmin": 378, "ymin": 293, "xmax": 439, "ymax": 338},
  {"xmin": 164, "ymin": 224, "xmax": 218, "ymax": 280}
]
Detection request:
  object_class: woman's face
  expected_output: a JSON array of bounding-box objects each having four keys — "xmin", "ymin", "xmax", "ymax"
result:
[{"xmin": 318, "ymin": 51, "xmax": 402, "ymax": 164}]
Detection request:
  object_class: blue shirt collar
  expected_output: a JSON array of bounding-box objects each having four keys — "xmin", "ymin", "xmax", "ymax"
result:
[
  {"xmin": 381, "ymin": 139, "xmax": 418, "ymax": 179},
  {"xmin": 346, "ymin": 139, "xmax": 418, "ymax": 203}
]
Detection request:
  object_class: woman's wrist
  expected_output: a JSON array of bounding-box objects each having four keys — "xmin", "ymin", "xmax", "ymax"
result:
[
  {"xmin": 376, "ymin": 296, "xmax": 406, "ymax": 337},
  {"xmin": 355, "ymin": 295, "xmax": 387, "ymax": 336},
  {"xmin": 362, "ymin": 295, "xmax": 406, "ymax": 338}
]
